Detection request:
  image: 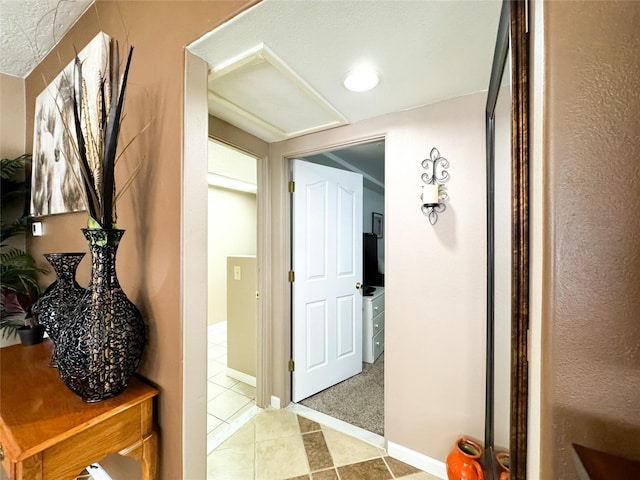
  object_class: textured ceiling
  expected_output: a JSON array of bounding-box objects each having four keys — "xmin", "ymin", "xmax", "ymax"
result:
[
  {"xmin": 0, "ymin": 0, "xmax": 93, "ymax": 78},
  {"xmin": 188, "ymin": 0, "xmax": 502, "ymax": 142}
]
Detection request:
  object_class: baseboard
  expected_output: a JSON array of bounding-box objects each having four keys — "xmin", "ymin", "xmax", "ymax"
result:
[
  {"xmin": 270, "ymin": 395, "xmax": 281, "ymax": 409},
  {"xmin": 386, "ymin": 441, "xmax": 446, "ymax": 479},
  {"xmin": 226, "ymin": 368, "xmax": 256, "ymax": 387},
  {"xmin": 287, "ymin": 403, "xmax": 385, "ymax": 450},
  {"xmin": 206, "ymin": 405, "xmax": 261, "ymax": 454}
]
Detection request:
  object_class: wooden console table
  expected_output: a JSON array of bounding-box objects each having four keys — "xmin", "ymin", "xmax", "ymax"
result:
[{"xmin": 0, "ymin": 340, "xmax": 158, "ymax": 480}]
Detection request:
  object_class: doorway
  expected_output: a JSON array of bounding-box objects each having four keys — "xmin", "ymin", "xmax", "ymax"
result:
[
  {"xmin": 206, "ymin": 140, "xmax": 260, "ymax": 450},
  {"xmin": 291, "ymin": 140, "xmax": 386, "ymax": 437}
]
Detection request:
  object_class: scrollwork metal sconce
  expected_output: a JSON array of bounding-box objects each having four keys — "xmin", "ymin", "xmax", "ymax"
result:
[{"xmin": 421, "ymin": 147, "xmax": 450, "ymax": 225}]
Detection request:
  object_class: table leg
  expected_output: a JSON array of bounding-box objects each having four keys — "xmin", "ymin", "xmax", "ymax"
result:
[{"xmin": 141, "ymin": 432, "xmax": 157, "ymax": 480}]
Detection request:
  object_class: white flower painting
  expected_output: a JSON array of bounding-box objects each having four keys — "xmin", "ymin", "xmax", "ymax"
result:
[{"xmin": 31, "ymin": 32, "xmax": 111, "ymax": 217}]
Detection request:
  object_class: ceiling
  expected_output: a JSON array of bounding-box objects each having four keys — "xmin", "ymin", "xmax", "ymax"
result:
[
  {"xmin": 0, "ymin": 0, "xmax": 93, "ymax": 78},
  {"xmin": 187, "ymin": 0, "xmax": 501, "ymax": 144},
  {"xmin": 188, "ymin": 0, "xmax": 501, "ymax": 189},
  {"xmin": 0, "ymin": 0, "xmax": 502, "ymax": 191}
]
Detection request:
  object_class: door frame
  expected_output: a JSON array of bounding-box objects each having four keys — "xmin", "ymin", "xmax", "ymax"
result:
[
  {"xmin": 183, "ymin": 50, "xmax": 271, "ymax": 479},
  {"xmin": 274, "ymin": 133, "xmax": 386, "ymax": 405}
]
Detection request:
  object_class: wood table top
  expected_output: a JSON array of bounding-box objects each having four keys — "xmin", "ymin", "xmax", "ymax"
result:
[{"xmin": 0, "ymin": 340, "xmax": 157, "ymax": 461}]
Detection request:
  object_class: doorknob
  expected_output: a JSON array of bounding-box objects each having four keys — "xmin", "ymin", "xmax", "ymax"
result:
[{"xmin": 355, "ymin": 282, "xmax": 363, "ymax": 289}]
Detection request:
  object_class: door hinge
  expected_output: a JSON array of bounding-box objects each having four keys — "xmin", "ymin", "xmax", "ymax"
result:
[
  {"xmin": 255, "ymin": 290, "xmax": 260, "ymax": 299},
  {"xmin": 288, "ymin": 181, "xmax": 295, "ymax": 193},
  {"xmin": 288, "ymin": 271, "xmax": 295, "ymax": 282},
  {"xmin": 288, "ymin": 359, "xmax": 295, "ymax": 372}
]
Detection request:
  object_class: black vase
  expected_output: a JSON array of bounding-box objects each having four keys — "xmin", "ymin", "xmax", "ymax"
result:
[
  {"xmin": 32, "ymin": 252, "xmax": 86, "ymax": 366},
  {"xmin": 57, "ymin": 229, "xmax": 146, "ymax": 402},
  {"xmin": 17, "ymin": 324, "xmax": 45, "ymax": 346}
]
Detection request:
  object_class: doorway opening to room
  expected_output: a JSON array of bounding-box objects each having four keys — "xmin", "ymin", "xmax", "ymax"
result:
[
  {"xmin": 290, "ymin": 139, "xmax": 386, "ymax": 438},
  {"xmin": 206, "ymin": 139, "xmax": 260, "ymax": 448}
]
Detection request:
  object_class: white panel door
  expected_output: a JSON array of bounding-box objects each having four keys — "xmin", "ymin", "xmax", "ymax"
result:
[{"xmin": 292, "ymin": 159, "xmax": 363, "ymax": 402}]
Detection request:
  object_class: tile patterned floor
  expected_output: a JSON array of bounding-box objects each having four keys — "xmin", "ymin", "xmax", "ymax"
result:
[
  {"xmin": 208, "ymin": 322, "xmax": 256, "ymax": 439},
  {"xmin": 207, "ymin": 408, "xmax": 440, "ymax": 480}
]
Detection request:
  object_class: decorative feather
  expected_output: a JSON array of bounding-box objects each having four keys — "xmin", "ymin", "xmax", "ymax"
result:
[{"xmin": 71, "ymin": 40, "xmax": 135, "ymax": 229}]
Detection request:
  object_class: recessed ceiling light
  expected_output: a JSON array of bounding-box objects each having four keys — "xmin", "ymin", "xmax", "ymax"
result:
[{"xmin": 343, "ymin": 67, "xmax": 381, "ymax": 92}]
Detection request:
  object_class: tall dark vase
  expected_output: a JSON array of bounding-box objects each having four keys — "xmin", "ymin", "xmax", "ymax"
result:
[
  {"xmin": 57, "ymin": 229, "xmax": 146, "ymax": 402},
  {"xmin": 32, "ymin": 252, "xmax": 86, "ymax": 367}
]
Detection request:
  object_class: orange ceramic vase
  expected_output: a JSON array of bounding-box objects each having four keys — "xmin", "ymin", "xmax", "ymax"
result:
[
  {"xmin": 496, "ymin": 452, "xmax": 510, "ymax": 480},
  {"xmin": 446, "ymin": 438, "xmax": 485, "ymax": 480}
]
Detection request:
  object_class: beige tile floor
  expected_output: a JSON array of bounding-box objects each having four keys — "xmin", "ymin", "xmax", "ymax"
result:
[
  {"xmin": 207, "ymin": 408, "xmax": 440, "ymax": 480},
  {"xmin": 208, "ymin": 322, "xmax": 256, "ymax": 440}
]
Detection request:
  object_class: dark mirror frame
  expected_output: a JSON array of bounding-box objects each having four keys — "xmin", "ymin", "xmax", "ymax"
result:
[{"xmin": 484, "ymin": 1, "xmax": 529, "ymax": 479}]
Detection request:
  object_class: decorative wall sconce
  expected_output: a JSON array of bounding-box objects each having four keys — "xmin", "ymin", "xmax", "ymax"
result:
[{"xmin": 421, "ymin": 147, "xmax": 450, "ymax": 225}]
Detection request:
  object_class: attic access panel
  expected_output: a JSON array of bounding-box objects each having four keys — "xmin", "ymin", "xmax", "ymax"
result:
[{"xmin": 207, "ymin": 45, "xmax": 347, "ymax": 141}]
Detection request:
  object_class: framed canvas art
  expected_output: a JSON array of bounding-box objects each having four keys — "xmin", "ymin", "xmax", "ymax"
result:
[{"xmin": 31, "ymin": 32, "xmax": 111, "ymax": 217}]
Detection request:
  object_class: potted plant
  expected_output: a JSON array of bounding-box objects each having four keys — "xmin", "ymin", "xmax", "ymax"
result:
[{"xmin": 0, "ymin": 154, "xmax": 46, "ymax": 345}]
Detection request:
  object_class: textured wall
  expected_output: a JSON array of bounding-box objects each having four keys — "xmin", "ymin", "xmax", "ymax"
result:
[{"xmin": 542, "ymin": 1, "xmax": 640, "ymax": 477}]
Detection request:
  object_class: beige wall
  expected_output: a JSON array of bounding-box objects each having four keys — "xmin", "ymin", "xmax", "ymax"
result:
[
  {"xmin": 541, "ymin": 1, "xmax": 640, "ymax": 477},
  {"xmin": 0, "ymin": 73, "xmax": 26, "ymax": 348},
  {"xmin": 269, "ymin": 92, "xmax": 487, "ymax": 463},
  {"xmin": 0, "ymin": 73, "xmax": 25, "ymax": 158},
  {"xmin": 208, "ymin": 187, "xmax": 257, "ymax": 324},
  {"xmin": 23, "ymin": 1, "xmax": 256, "ymax": 478},
  {"xmin": 227, "ymin": 255, "xmax": 257, "ymax": 377}
]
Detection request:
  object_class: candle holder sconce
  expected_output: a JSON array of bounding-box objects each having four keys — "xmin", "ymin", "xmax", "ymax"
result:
[{"xmin": 421, "ymin": 147, "xmax": 450, "ymax": 225}]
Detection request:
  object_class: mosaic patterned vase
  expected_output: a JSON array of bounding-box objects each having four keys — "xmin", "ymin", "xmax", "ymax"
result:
[
  {"xmin": 32, "ymin": 252, "xmax": 86, "ymax": 367},
  {"xmin": 57, "ymin": 229, "xmax": 146, "ymax": 402}
]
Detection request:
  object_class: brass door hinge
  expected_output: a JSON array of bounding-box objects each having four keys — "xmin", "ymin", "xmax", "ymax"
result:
[
  {"xmin": 288, "ymin": 359, "xmax": 295, "ymax": 372},
  {"xmin": 256, "ymin": 291, "xmax": 260, "ymax": 299},
  {"xmin": 288, "ymin": 181, "xmax": 295, "ymax": 193},
  {"xmin": 288, "ymin": 271, "xmax": 295, "ymax": 283}
]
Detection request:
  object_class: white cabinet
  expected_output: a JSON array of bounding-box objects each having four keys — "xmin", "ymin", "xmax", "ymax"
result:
[{"xmin": 363, "ymin": 287, "xmax": 384, "ymax": 363}]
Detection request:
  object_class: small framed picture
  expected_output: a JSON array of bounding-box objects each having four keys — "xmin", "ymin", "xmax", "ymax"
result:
[{"xmin": 372, "ymin": 212, "xmax": 383, "ymax": 238}]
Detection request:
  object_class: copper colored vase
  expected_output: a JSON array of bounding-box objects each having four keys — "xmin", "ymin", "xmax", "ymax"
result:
[
  {"xmin": 446, "ymin": 438, "xmax": 485, "ymax": 480},
  {"xmin": 496, "ymin": 452, "xmax": 510, "ymax": 480}
]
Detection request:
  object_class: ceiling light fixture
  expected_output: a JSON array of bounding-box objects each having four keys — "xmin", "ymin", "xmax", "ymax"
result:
[{"xmin": 343, "ymin": 66, "xmax": 380, "ymax": 92}]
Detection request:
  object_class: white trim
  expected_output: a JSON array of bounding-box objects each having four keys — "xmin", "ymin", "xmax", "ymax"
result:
[
  {"xmin": 270, "ymin": 395, "xmax": 281, "ymax": 409},
  {"xmin": 286, "ymin": 403, "xmax": 384, "ymax": 450},
  {"xmin": 386, "ymin": 441, "xmax": 446, "ymax": 480},
  {"xmin": 207, "ymin": 173, "xmax": 257, "ymax": 193},
  {"xmin": 182, "ymin": 50, "xmax": 209, "ymax": 480},
  {"xmin": 226, "ymin": 368, "xmax": 256, "ymax": 387},
  {"xmin": 206, "ymin": 405, "xmax": 261, "ymax": 454}
]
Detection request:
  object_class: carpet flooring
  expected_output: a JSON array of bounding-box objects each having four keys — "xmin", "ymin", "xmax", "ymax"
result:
[{"xmin": 300, "ymin": 354, "xmax": 384, "ymax": 436}]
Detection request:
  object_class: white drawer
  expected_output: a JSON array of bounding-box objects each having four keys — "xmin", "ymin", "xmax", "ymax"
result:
[
  {"xmin": 372, "ymin": 312, "xmax": 385, "ymax": 336},
  {"xmin": 371, "ymin": 295, "xmax": 384, "ymax": 316},
  {"xmin": 372, "ymin": 328, "xmax": 384, "ymax": 362}
]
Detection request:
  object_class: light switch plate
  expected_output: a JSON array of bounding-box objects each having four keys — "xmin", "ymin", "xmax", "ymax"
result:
[
  {"xmin": 233, "ymin": 265, "xmax": 242, "ymax": 280},
  {"xmin": 32, "ymin": 222, "xmax": 43, "ymax": 236}
]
